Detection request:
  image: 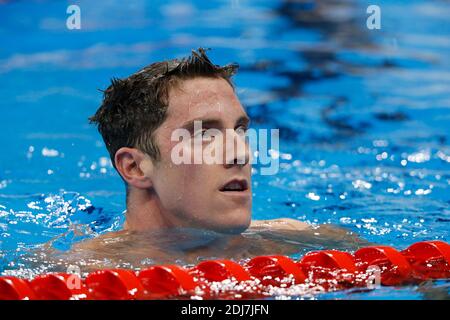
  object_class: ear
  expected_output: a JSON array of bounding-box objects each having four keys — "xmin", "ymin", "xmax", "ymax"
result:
[{"xmin": 114, "ymin": 147, "xmax": 154, "ymax": 189}]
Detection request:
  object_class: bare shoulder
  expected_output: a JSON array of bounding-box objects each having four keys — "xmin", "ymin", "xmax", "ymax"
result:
[
  {"xmin": 71, "ymin": 229, "xmax": 129, "ymax": 252},
  {"xmin": 249, "ymin": 218, "xmax": 370, "ymax": 248},
  {"xmin": 250, "ymin": 218, "xmax": 311, "ymax": 231}
]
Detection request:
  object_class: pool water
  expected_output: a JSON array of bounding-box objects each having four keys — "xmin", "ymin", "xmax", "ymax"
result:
[{"xmin": 0, "ymin": 0, "xmax": 449, "ymax": 299}]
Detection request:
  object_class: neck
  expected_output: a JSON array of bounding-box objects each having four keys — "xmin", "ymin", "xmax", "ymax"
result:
[
  {"xmin": 122, "ymin": 188, "xmax": 248, "ymax": 255},
  {"xmin": 124, "ymin": 187, "xmax": 181, "ymax": 232}
]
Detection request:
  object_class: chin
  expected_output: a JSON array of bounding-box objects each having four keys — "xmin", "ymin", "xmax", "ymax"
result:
[
  {"xmin": 212, "ymin": 212, "xmax": 251, "ymax": 235},
  {"xmin": 216, "ymin": 223, "xmax": 249, "ymax": 235}
]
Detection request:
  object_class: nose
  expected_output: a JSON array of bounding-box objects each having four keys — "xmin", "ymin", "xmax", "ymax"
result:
[{"xmin": 223, "ymin": 130, "xmax": 250, "ymax": 169}]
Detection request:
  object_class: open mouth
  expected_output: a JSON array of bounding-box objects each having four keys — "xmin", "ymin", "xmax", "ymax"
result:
[{"xmin": 220, "ymin": 179, "xmax": 249, "ymax": 192}]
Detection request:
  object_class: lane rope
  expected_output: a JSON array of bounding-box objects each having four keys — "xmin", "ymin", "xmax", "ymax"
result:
[{"xmin": 1, "ymin": 240, "xmax": 449, "ymax": 300}]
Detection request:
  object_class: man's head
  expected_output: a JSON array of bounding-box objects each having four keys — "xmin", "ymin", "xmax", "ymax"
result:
[{"xmin": 89, "ymin": 48, "xmax": 252, "ymax": 234}]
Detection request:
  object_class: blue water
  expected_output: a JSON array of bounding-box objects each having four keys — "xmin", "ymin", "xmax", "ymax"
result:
[{"xmin": 0, "ymin": 0, "xmax": 449, "ymax": 299}]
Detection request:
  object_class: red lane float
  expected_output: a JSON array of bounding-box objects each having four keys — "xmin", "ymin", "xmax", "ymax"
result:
[
  {"xmin": 137, "ymin": 265, "xmax": 196, "ymax": 298},
  {"xmin": 191, "ymin": 260, "xmax": 251, "ymax": 282},
  {"xmin": 189, "ymin": 260, "xmax": 255, "ymax": 299},
  {"xmin": 246, "ymin": 255, "xmax": 306, "ymax": 286},
  {"xmin": 401, "ymin": 240, "xmax": 450, "ymax": 280},
  {"xmin": 298, "ymin": 250, "xmax": 357, "ymax": 289},
  {"xmin": 85, "ymin": 269, "xmax": 145, "ymax": 300},
  {"xmin": 1, "ymin": 241, "xmax": 449, "ymax": 300},
  {"xmin": 0, "ymin": 277, "xmax": 36, "ymax": 300},
  {"xmin": 30, "ymin": 273, "xmax": 89, "ymax": 300},
  {"xmin": 354, "ymin": 246, "xmax": 413, "ymax": 286}
]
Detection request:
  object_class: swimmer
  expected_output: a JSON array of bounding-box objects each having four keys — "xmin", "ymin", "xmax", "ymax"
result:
[{"xmin": 55, "ymin": 48, "xmax": 367, "ymax": 270}]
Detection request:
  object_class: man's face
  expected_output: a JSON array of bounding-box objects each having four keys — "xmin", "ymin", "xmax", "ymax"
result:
[{"xmin": 148, "ymin": 77, "xmax": 252, "ymax": 233}]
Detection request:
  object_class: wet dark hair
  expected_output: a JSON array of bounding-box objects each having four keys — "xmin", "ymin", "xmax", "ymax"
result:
[{"xmin": 89, "ymin": 48, "xmax": 238, "ymax": 171}]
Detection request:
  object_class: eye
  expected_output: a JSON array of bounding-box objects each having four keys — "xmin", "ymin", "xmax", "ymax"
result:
[
  {"xmin": 194, "ymin": 129, "xmax": 206, "ymax": 138},
  {"xmin": 235, "ymin": 125, "xmax": 248, "ymax": 136},
  {"xmin": 194, "ymin": 128, "xmax": 217, "ymax": 140}
]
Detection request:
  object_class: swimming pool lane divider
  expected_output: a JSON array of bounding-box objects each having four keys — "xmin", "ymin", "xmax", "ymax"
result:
[{"xmin": 0, "ymin": 240, "xmax": 449, "ymax": 300}]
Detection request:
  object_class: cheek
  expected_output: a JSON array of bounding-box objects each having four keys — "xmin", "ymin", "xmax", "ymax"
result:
[
  {"xmin": 154, "ymin": 135, "xmax": 223, "ymax": 211},
  {"xmin": 178, "ymin": 165, "xmax": 218, "ymax": 200},
  {"xmin": 154, "ymin": 161, "xmax": 218, "ymax": 209}
]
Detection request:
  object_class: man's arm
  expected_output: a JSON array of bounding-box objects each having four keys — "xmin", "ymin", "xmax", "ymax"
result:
[
  {"xmin": 250, "ymin": 218, "xmax": 373, "ymax": 249},
  {"xmin": 250, "ymin": 218, "xmax": 311, "ymax": 231}
]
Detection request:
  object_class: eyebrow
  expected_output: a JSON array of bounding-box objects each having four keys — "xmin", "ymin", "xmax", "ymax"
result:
[{"xmin": 181, "ymin": 115, "xmax": 250, "ymax": 132}]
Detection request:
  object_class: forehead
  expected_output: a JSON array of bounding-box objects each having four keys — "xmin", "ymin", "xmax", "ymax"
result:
[{"xmin": 165, "ymin": 77, "xmax": 245, "ymax": 126}]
